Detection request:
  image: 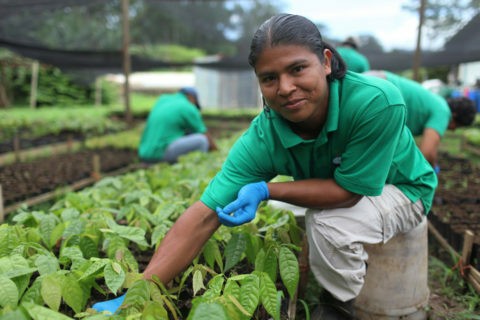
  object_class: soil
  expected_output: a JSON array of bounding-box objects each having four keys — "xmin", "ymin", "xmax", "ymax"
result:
[
  {"xmin": 427, "ymin": 151, "xmax": 480, "ymax": 319},
  {"xmin": 430, "ymin": 152, "xmax": 480, "ymax": 269},
  {"xmin": 0, "ymin": 148, "xmax": 138, "ymax": 206}
]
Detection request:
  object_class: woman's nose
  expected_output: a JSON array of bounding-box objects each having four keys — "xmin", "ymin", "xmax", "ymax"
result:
[{"xmin": 277, "ymin": 75, "xmax": 295, "ymax": 96}]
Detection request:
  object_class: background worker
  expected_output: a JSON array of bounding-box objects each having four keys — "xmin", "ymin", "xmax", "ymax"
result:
[
  {"xmin": 365, "ymin": 70, "xmax": 477, "ymax": 172},
  {"xmin": 93, "ymin": 14, "xmax": 437, "ymax": 320},
  {"xmin": 335, "ymin": 36, "xmax": 370, "ymax": 73},
  {"xmin": 138, "ymin": 87, "xmax": 217, "ymax": 164}
]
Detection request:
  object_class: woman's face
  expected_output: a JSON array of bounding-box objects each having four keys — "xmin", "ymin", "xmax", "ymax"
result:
[{"xmin": 255, "ymin": 44, "xmax": 332, "ymax": 126}]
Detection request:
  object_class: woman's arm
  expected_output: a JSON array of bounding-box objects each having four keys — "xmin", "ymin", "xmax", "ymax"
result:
[
  {"xmin": 142, "ymin": 201, "xmax": 220, "ymax": 283},
  {"xmin": 268, "ymin": 178, "xmax": 362, "ymax": 209}
]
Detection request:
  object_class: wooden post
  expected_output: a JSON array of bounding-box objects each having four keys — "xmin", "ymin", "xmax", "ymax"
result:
[
  {"xmin": 0, "ymin": 184, "xmax": 4, "ymax": 223},
  {"xmin": 122, "ymin": 0, "xmax": 132, "ymax": 126},
  {"xmin": 95, "ymin": 77, "xmax": 102, "ymax": 106},
  {"xmin": 67, "ymin": 134, "xmax": 73, "ymax": 153},
  {"xmin": 92, "ymin": 154, "xmax": 101, "ymax": 181},
  {"xmin": 461, "ymin": 230, "xmax": 475, "ymax": 272},
  {"xmin": 13, "ymin": 131, "xmax": 21, "ymax": 162},
  {"xmin": 30, "ymin": 61, "xmax": 39, "ymax": 109}
]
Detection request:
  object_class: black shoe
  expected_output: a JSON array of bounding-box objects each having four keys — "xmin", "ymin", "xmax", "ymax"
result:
[{"xmin": 311, "ymin": 291, "xmax": 356, "ymax": 320}]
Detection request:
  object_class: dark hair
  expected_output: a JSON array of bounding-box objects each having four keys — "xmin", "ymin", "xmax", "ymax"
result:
[
  {"xmin": 447, "ymin": 97, "xmax": 476, "ymax": 126},
  {"xmin": 341, "ymin": 36, "xmax": 359, "ymax": 50},
  {"xmin": 248, "ymin": 13, "xmax": 346, "ymax": 81}
]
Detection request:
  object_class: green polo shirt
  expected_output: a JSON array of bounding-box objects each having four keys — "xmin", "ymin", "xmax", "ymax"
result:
[
  {"xmin": 201, "ymin": 72, "xmax": 437, "ymax": 214},
  {"xmin": 384, "ymin": 71, "xmax": 452, "ymax": 137},
  {"xmin": 336, "ymin": 46, "xmax": 371, "ymax": 73},
  {"xmin": 138, "ymin": 92, "xmax": 207, "ymax": 161}
]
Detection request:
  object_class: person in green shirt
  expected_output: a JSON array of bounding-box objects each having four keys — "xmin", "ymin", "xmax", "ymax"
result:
[
  {"xmin": 365, "ymin": 70, "xmax": 476, "ymax": 172},
  {"xmin": 138, "ymin": 87, "xmax": 217, "ymax": 163},
  {"xmin": 93, "ymin": 14, "xmax": 437, "ymax": 320},
  {"xmin": 336, "ymin": 36, "xmax": 370, "ymax": 73}
]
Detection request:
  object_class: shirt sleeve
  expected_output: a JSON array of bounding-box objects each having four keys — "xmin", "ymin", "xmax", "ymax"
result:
[
  {"xmin": 183, "ymin": 104, "xmax": 207, "ymax": 134},
  {"xmin": 200, "ymin": 125, "xmax": 277, "ymax": 210},
  {"xmin": 423, "ymin": 97, "xmax": 451, "ymax": 137}
]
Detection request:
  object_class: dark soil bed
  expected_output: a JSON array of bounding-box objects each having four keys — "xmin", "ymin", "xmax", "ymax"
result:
[
  {"xmin": 0, "ymin": 148, "xmax": 138, "ymax": 206},
  {"xmin": 430, "ymin": 152, "xmax": 480, "ymax": 269}
]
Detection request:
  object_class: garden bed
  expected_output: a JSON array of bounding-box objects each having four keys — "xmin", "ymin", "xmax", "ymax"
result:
[
  {"xmin": 0, "ymin": 148, "xmax": 138, "ymax": 206},
  {"xmin": 430, "ymin": 152, "xmax": 480, "ymax": 269}
]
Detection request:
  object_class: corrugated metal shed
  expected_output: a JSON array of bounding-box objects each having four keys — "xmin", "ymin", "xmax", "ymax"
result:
[{"xmin": 194, "ymin": 65, "xmax": 261, "ymax": 109}]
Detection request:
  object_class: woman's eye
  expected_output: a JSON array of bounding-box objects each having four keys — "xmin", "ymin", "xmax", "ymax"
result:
[
  {"xmin": 293, "ymin": 65, "xmax": 305, "ymax": 73},
  {"xmin": 261, "ymin": 75, "xmax": 275, "ymax": 84}
]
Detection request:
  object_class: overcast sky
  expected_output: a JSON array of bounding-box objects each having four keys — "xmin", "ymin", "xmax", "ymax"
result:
[{"xmin": 284, "ymin": 0, "xmax": 432, "ymax": 51}]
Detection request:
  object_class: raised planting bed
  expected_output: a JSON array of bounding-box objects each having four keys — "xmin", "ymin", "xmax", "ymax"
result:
[
  {"xmin": 430, "ymin": 152, "xmax": 480, "ymax": 269},
  {"xmin": 0, "ymin": 148, "xmax": 138, "ymax": 207}
]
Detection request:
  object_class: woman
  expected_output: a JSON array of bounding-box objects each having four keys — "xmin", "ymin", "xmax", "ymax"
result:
[{"xmin": 93, "ymin": 14, "xmax": 437, "ymax": 320}]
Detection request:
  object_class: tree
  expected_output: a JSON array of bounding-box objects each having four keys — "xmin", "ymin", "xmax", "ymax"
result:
[
  {"xmin": 358, "ymin": 35, "xmax": 384, "ymax": 54},
  {"xmin": 403, "ymin": 0, "xmax": 480, "ymax": 45},
  {"xmin": 228, "ymin": 0, "xmax": 283, "ymax": 56}
]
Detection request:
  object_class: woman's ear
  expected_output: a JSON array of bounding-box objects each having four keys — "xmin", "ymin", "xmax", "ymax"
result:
[{"xmin": 323, "ymin": 49, "xmax": 333, "ymax": 75}]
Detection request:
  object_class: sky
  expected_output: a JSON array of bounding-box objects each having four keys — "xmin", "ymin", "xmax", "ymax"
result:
[{"xmin": 284, "ymin": 0, "xmax": 432, "ymax": 51}]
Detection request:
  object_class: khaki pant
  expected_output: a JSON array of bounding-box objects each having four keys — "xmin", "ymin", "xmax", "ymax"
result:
[{"xmin": 305, "ymin": 185, "xmax": 425, "ymax": 302}]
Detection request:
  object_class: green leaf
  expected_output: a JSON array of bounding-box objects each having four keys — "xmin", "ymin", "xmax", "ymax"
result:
[
  {"xmin": 203, "ymin": 274, "xmax": 224, "ymax": 299},
  {"xmin": 124, "ymin": 279, "xmax": 150, "ymax": 309},
  {"xmin": 263, "ymin": 248, "xmax": 278, "ymax": 283},
  {"xmin": 41, "ymin": 273, "xmax": 63, "ymax": 311},
  {"xmin": 0, "ymin": 275, "xmax": 19, "ymax": 308},
  {"xmin": 239, "ymin": 275, "xmax": 260, "ymax": 315},
  {"xmin": 49, "ymin": 222, "xmax": 65, "ymax": 248},
  {"xmin": 279, "ymin": 246, "xmax": 299, "ymax": 298},
  {"xmin": 21, "ymin": 278, "xmax": 43, "ymax": 305},
  {"xmin": 0, "ymin": 254, "xmax": 35, "ymax": 278},
  {"xmin": 60, "ymin": 208, "xmax": 80, "ymax": 221},
  {"xmin": 59, "ymin": 246, "xmax": 85, "ymax": 269},
  {"xmin": 202, "ymin": 238, "xmax": 222, "ymax": 270},
  {"xmin": 104, "ymin": 262, "xmax": 126, "ymax": 294},
  {"xmin": 78, "ymin": 259, "xmax": 108, "ymax": 281},
  {"xmin": 62, "ymin": 274, "xmax": 85, "ymax": 314},
  {"xmin": 104, "ymin": 219, "xmax": 149, "ymax": 247},
  {"xmin": 39, "ymin": 214, "xmax": 58, "ymax": 247},
  {"xmin": 35, "ymin": 254, "xmax": 59, "ymax": 276},
  {"xmin": 224, "ymin": 233, "xmax": 246, "ymax": 272},
  {"xmin": 23, "ymin": 301, "xmax": 74, "ymax": 320},
  {"xmin": 62, "ymin": 219, "xmax": 86, "ymax": 239},
  {"xmin": 244, "ymin": 233, "xmax": 261, "ymax": 264},
  {"xmin": 259, "ymin": 272, "xmax": 279, "ymax": 320},
  {"xmin": 223, "ymin": 278, "xmax": 240, "ymax": 299},
  {"xmin": 141, "ymin": 301, "xmax": 169, "ymax": 320},
  {"xmin": 79, "ymin": 235, "xmax": 99, "ymax": 259},
  {"xmin": 0, "ymin": 307, "xmax": 30, "ymax": 320},
  {"xmin": 192, "ymin": 269, "xmax": 206, "ymax": 296},
  {"xmin": 187, "ymin": 301, "xmax": 228, "ymax": 320},
  {"xmin": 254, "ymin": 248, "xmax": 265, "ymax": 272}
]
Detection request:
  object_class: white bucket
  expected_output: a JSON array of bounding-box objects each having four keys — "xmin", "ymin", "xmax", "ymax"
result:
[{"xmin": 355, "ymin": 217, "xmax": 430, "ymax": 320}]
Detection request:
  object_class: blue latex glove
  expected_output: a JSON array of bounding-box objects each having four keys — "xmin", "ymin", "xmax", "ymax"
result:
[
  {"xmin": 92, "ymin": 294, "xmax": 125, "ymax": 314},
  {"xmin": 434, "ymin": 164, "xmax": 440, "ymax": 174},
  {"xmin": 216, "ymin": 181, "xmax": 269, "ymax": 227}
]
